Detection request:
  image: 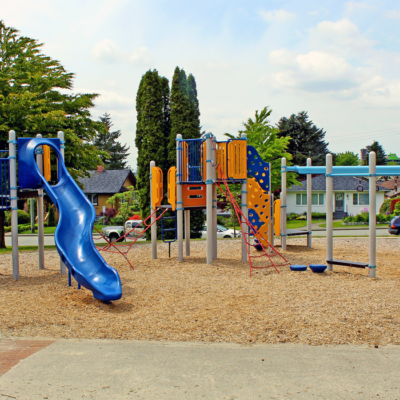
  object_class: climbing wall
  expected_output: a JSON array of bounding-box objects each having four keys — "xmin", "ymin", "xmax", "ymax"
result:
[{"xmin": 247, "ymin": 177, "xmax": 271, "ymax": 246}]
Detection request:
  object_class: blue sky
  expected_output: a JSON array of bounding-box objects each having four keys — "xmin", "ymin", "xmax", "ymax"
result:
[{"xmin": 2, "ymin": 0, "xmax": 400, "ymax": 168}]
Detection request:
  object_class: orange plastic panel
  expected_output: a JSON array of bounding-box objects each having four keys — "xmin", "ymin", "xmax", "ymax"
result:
[
  {"xmin": 168, "ymin": 167, "xmax": 177, "ymax": 211},
  {"xmin": 182, "ymin": 184, "xmax": 206, "ymax": 208},
  {"xmin": 181, "ymin": 142, "xmax": 188, "ymax": 182},
  {"xmin": 151, "ymin": 166, "xmax": 163, "ymax": 209},
  {"xmin": 228, "ymin": 140, "xmax": 247, "ymax": 179},
  {"xmin": 216, "ymin": 142, "xmax": 228, "ymax": 180},
  {"xmin": 43, "ymin": 145, "xmax": 51, "ymax": 182},
  {"xmin": 273, "ymin": 199, "xmax": 281, "ymax": 236},
  {"xmin": 247, "ymin": 177, "xmax": 271, "ymax": 245}
]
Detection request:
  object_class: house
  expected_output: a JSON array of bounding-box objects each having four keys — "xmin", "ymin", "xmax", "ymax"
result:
[
  {"xmin": 78, "ymin": 166, "xmax": 136, "ymax": 216},
  {"xmin": 375, "ymin": 179, "xmax": 399, "ymax": 198},
  {"xmin": 287, "ymin": 175, "xmax": 389, "ymax": 218}
]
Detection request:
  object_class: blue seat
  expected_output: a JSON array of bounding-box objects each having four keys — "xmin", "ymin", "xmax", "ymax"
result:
[
  {"xmin": 309, "ymin": 264, "xmax": 327, "ymax": 273},
  {"xmin": 290, "ymin": 264, "xmax": 307, "ymax": 272}
]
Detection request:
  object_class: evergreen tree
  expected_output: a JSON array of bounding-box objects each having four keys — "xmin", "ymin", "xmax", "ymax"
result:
[
  {"xmin": 94, "ymin": 113, "xmax": 130, "ymax": 169},
  {"xmin": 187, "ymin": 74, "xmax": 201, "ymax": 139},
  {"xmin": 168, "ymin": 67, "xmax": 204, "ymax": 238},
  {"xmin": 277, "ymin": 111, "xmax": 330, "ymax": 166},
  {"xmin": 0, "ymin": 21, "xmax": 105, "ymax": 248},
  {"xmin": 364, "ymin": 141, "xmax": 387, "ymax": 165},
  {"xmin": 167, "ymin": 67, "xmax": 193, "ymax": 165},
  {"xmin": 135, "ymin": 70, "xmax": 168, "ymax": 228}
]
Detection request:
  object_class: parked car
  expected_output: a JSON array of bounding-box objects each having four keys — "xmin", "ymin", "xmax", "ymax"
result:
[
  {"xmin": 388, "ymin": 216, "xmax": 400, "ymax": 235},
  {"xmin": 102, "ymin": 220, "xmax": 144, "ymax": 242},
  {"xmin": 201, "ymin": 224, "xmax": 240, "ymax": 239}
]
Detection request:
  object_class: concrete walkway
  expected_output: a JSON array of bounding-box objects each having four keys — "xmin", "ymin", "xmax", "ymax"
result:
[{"xmin": 1, "ymin": 339, "xmax": 399, "ymax": 399}]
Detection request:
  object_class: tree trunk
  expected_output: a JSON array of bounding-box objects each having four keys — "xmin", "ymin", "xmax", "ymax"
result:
[{"xmin": 0, "ymin": 210, "xmax": 6, "ymax": 249}]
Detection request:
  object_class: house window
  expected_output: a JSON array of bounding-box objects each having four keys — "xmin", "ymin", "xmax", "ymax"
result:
[
  {"xmin": 353, "ymin": 193, "xmax": 369, "ymax": 206},
  {"xmin": 121, "ymin": 196, "xmax": 126, "ymax": 204},
  {"xmin": 89, "ymin": 194, "xmax": 98, "ymax": 206},
  {"xmin": 311, "ymin": 194, "xmax": 324, "ymax": 205},
  {"xmin": 296, "ymin": 193, "xmax": 308, "ymax": 205}
]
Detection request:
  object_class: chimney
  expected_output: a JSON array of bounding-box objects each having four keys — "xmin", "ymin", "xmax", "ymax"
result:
[
  {"xmin": 360, "ymin": 149, "xmax": 367, "ymax": 161},
  {"xmin": 97, "ymin": 165, "xmax": 104, "ymax": 173}
]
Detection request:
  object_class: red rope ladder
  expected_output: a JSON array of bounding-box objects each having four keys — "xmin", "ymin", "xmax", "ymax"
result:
[{"xmin": 210, "ymin": 137, "xmax": 290, "ymax": 276}]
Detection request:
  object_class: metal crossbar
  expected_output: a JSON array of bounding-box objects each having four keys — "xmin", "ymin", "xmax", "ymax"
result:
[{"xmin": 210, "ymin": 138, "xmax": 290, "ymax": 276}]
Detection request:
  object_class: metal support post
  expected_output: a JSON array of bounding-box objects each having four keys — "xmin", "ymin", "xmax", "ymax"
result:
[
  {"xmin": 269, "ymin": 194, "xmax": 274, "ymax": 249},
  {"xmin": 369, "ymin": 152, "xmax": 377, "ymax": 278},
  {"xmin": 150, "ymin": 161, "xmax": 157, "ymax": 259},
  {"xmin": 326, "ymin": 154, "xmax": 333, "ymax": 271},
  {"xmin": 36, "ymin": 134, "xmax": 45, "ymax": 270},
  {"xmin": 281, "ymin": 158, "xmax": 287, "ymax": 250},
  {"xmin": 212, "ymin": 137, "xmax": 218, "ymax": 259},
  {"xmin": 206, "ymin": 134, "xmax": 213, "ymax": 265},
  {"xmin": 306, "ymin": 157, "xmax": 312, "ymax": 248},
  {"xmin": 176, "ymin": 134, "xmax": 184, "ymax": 262},
  {"xmin": 8, "ymin": 130, "xmax": 19, "ymax": 279},
  {"xmin": 30, "ymin": 198, "xmax": 35, "ymax": 233},
  {"xmin": 241, "ymin": 181, "xmax": 248, "ymax": 261},
  {"xmin": 58, "ymin": 131, "xmax": 67, "ymax": 274},
  {"xmin": 185, "ymin": 209, "xmax": 190, "ymax": 256}
]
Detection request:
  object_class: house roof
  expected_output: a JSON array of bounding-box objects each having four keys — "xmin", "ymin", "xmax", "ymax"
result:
[
  {"xmin": 376, "ymin": 179, "xmax": 399, "ymax": 190},
  {"xmin": 78, "ymin": 170, "xmax": 136, "ymax": 194},
  {"xmin": 288, "ymin": 175, "xmax": 388, "ymax": 192}
]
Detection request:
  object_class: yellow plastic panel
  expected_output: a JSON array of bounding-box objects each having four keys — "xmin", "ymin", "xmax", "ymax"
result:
[
  {"xmin": 167, "ymin": 167, "xmax": 177, "ymax": 211},
  {"xmin": 247, "ymin": 177, "xmax": 271, "ymax": 246},
  {"xmin": 43, "ymin": 145, "xmax": 51, "ymax": 182},
  {"xmin": 274, "ymin": 199, "xmax": 281, "ymax": 237},
  {"xmin": 201, "ymin": 141, "xmax": 206, "ymax": 181},
  {"xmin": 228, "ymin": 140, "xmax": 247, "ymax": 179},
  {"xmin": 216, "ymin": 142, "xmax": 228, "ymax": 180},
  {"xmin": 151, "ymin": 166, "xmax": 163, "ymax": 209}
]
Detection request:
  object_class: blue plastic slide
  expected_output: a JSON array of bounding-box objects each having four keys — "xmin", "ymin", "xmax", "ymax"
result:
[{"xmin": 18, "ymin": 138, "xmax": 122, "ymax": 302}]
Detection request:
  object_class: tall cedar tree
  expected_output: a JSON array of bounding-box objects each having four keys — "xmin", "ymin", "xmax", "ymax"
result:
[
  {"xmin": 0, "ymin": 21, "xmax": 105, "ymax": 248},
  {"xmin": 135, "ymin": 70, "xmax": 169, "ymax": 230},
  {"xmin": 95, "ymin": 113, "xmax": 130, "ymax": 169},
  {"xmin": 277, "ymin": 111, "xmax": 329, "ymax": 166},
  {"xmin": 364, "ymin": 141, "xmax": 387, "ymax": 166},
  {"xmin": 168, "ymin": 67, "xmax": 204, "ymax": 238}
]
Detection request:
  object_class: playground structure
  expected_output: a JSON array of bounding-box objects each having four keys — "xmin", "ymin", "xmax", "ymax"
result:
[
  {"xmin": 280, "ymin": 152, "xmax": 400, "ymax": 278},
  {"xmin": 148, "ymin": 133, "xmax": 289, "ymax": 275},
  {"xmin": 4, "ymin": 131, "xmax": 122, "ymax": 302}
]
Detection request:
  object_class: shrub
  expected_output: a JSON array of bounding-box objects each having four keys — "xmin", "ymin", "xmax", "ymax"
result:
[
  {"xmin": 110, "ymin": 216, "xmax": 124, "ymax": 225},
  {"xmin": 355, "ymin": 214, "xmax": 364, "ymax": 222},
  {"xmin": 6, "ymin": 209, "xmax": 30, "ymax": 225},
  {"xmin": 99, "ymin": 208, "xmax": 117, "ymax": 224},
  {"xmin": 380, "ymin": 196, "xmax": 400, "ymax": 214},
  {"xmin": 48, "ymin": 205, "xmax": 57, "ymax": 227},
  {"xmin": 217, "ymin": 216, "xmax": 227, "ymax": 226},
  {"xmin": 311, "ymin": 212, "xmax": 326, "ymax": 219},
  {"xmin": 287, "ymin": 213, "xmax": 300, "ymax": 221},
  {"xmin": 394, "ymin": 203, "xmax": 400, "ymax": 216},
  {"xmin": 360, "ymin": 211, "xmax": 369, "ymax": 222}
]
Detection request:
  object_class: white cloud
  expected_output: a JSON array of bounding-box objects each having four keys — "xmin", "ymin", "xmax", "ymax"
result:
[
  {"xmin": 385, "ymin": 10, "xmax": 400, "ymax": 19},
  {"xmin": 259, "ymin": 9, "xmax": 296, "ymax": 23},
  {"xmin": 91, "ymin": 39, "xmax": 152, "ymax": 65},
  {"xmin": 313, "ymin": 19, "xmax": 376, "ymax": 53},
  {"xmin": 344, "ymin": 1, "xmax": 376, "ymax": 16}
]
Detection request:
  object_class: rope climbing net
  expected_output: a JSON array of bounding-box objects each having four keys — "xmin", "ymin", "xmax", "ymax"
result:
[{"xmin": 93, "ymin": 208, "xmax": 168, "ymax": 270}]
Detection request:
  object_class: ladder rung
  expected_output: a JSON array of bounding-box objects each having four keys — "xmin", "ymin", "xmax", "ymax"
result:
[
  {"xmin": 163, "ymin": 228, "xmax": 177, "ymax": 232},
  {"xmin": 162, "ymin": 216, "xmax": 176, "ymax": 220}
]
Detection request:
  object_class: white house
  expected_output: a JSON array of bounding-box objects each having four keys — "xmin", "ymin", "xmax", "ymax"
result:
[{"xmin": 287, "ymin": 175, "xmax": 389, "ymax": 218}]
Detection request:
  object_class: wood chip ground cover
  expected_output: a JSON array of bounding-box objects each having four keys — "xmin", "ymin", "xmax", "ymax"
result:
[{"xmin": 1, "ymin": 238, "xmax": 400, "ymax": 346}]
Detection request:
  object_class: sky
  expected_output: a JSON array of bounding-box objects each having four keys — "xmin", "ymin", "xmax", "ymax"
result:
[{"xmin": 2, "ymin": 0, "xmax": 400, "ymax": 168}]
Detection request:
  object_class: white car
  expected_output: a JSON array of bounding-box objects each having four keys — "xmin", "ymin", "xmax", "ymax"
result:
[{"xmin": 201, "ymin": 224, "xmax": 239, "ymax": 239}]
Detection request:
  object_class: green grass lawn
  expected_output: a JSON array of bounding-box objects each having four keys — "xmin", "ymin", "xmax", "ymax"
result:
[
  {"xmin": 318, "ymin": 221, "xmax": 388, "ymax": 228},
  {"xmin": 18, "ymin": 223, "xmax": 105, "ymax": 235},
  {"xmin": 286, "ymin": 219, "xmax": 325, "ymax": 229}
]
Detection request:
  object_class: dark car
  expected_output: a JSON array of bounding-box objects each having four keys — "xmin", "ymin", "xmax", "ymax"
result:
[{"xmin": 388, "ymin": 216, "xmax": 400, "ymax": 235}]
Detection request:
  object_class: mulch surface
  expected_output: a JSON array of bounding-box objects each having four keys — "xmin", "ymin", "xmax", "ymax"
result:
[{"xmin": 1, "ymin": 238, "xmax": 400, "ymax": 346}]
